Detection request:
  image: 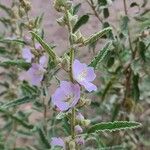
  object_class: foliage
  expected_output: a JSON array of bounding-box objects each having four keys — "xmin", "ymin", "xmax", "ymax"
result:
[{"xmin": 0, "ymin": 0, "xmax": 149, "ymax": 149}]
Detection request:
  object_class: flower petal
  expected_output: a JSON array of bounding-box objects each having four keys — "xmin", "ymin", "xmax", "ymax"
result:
[
  {"xmin": 39, "ymin": 54, "xmax": 48, "ymax": 68},
  {"xmin": 51, "ymin": 137, "xmax": 65, "ymax": 149},
  {"xmin": 85, "ymin": 67, "xmax": 96, "ymax": 82},
  {"xmin": 73, "ymin": 59, "xmax": 87, "ymax": 81},
  {"xmin": 81, "ymin": 81, "xmax": 97, "ymax": 92},
  {"xmin": 22, "ymin": 47, "xmax": 34, "ymax": 63}
]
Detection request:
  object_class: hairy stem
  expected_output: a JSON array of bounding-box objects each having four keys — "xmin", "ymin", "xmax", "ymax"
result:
[{"xmin": 66, "ymin": 10, "xmax": 76, "ymax": 139}]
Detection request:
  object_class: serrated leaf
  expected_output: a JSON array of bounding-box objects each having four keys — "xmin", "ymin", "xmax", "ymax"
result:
[
  {"xmin": 1, "ymin": 96, "xmax": 34, "ymax": 109},
  {"xmin": 87, "ymin": 121, "xmax": 142, "ymax": 133},
  {"xmin": 30, "ymin": 31, "xmax": 58, "ymax": 62},
  {"xmin": 89, "ymin": 41, "xmax": 112, "ymax": 69},
  {"xmin": 0, "ymin": 60, "xmax": 31, "ymax": 70},
  {"xmin": 37, "ymin": 128, "xmax": 51, "ymax": 149},
  {"xmin": 0, "ymin": 4, "xmax": 12, "ymax": 16},
  {"xmin": 0, "ymin": 108, "xmax": 34, "ymax": 129},
  {"xmin": 73, "ymin": 15, "xmax": 89, "ymax": 33},
  {"xmin": 84, "ymin": 27, "xmax": 112, "ymax": 46},
  {"xmin": 0, "ymin": 38, "xmax": 26, "ymax": 45}
]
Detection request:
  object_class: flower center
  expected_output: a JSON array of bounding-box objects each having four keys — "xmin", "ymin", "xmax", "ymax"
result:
[
  {"xmin": 64, "ymin": 94, "xmax": 74, "ymax": 104},
  {"xmin": 78, "ymin": 69, "xmax": 87, "ymax": 81}
]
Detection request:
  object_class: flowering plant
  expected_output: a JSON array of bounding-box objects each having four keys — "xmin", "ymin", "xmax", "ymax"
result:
[{"xmin": 0, "ymin": 0, "xmax": 149, "ymax": 149}]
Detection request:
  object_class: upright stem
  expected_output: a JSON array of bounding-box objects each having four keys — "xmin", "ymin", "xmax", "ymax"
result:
[{"xmin": 66, "ymin": 10, "xmax": 76, "ymax": 139}]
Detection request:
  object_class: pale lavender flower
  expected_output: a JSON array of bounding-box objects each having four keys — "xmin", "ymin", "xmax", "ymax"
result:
[
  {"xmin": 73, "ymin": 59, "xmax": 97, "ymax": 92},
  {"xmin": 22, "ymin": 47, "xmax": 34, "ymax": 63},
  {"xmin": 19, "ymin": 63, "xmax": 46, "ymax": 86},
  {"xmin": 52, "ymin": 81, "xmax": 80, "ymax": 111},
  {"xmin": 51, "ymin": 137, "xmax": 65, "ymax": 149},
  {"xmin": 19, "ymin": 55, "xmax": 48, "ymax": 86},
  {"xmin": 75, "ymin": 125, "xmax": 83, "ymax": 134}
]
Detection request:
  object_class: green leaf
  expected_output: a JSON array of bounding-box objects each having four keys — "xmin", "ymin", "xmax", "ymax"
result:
[
  {"xmin": 0, "ymin": 38, "xmax": 26, "ymax": 45},
  {"xmin": 87, "ymin": 121, "xmax": 142, "ymax": 133},
  {"xmin": 1, "ymin": 96, "xmax": 34, "ymax": 109},
  {"xmin": 89, "ymin": 41, "xmax": 112, "ymax": 69},
  {"xmin": 0, "ymin": 108, "xmax": 34, "ymax": 129},
  {"xmin": 0, "ymin": 60, "xmax": 31, "ymax": 70},
  {"xmin": 120, "ymin": 16, "xmax": 129, "ymax": 36},
  {"xmin": 132, "ymin": 74, "xmax": 140, "ymax": 102},
  {"xmin": 0, "ymin": 4, "xmax": 12, "ymax": 16},
  {"xmin": 98, "ymin": 0, "xmax": 107, "ymax": 6},
  {"xmin": 73, "ymin": 3, "xmax": 81, "ymax": 15},
  {"xmin": 139, "ymin": 41, "xmax": 146, "ymax": 62},
  {"xmin": 103, "ymin": 8, "xmax": 109, "ymax": 18},
  {"xmin": 73, "ymin": 15, "xmax": 89, "ymax": 33},
  {"xmin": 37, "ymin": 128, "xmax": 51, "ymax": 149},
  {"xmin": 30, "ymin": 31, "xmax": 58, "ymax": 62},
  {"xmin": 84, "ymin": 27, "xmax": 112, "ymax": 46},
  {"xmin": 130, "ymin": 2, "xmax": 139, "ymax": 8}
]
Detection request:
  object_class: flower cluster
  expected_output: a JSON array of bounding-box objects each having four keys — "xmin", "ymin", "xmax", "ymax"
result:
[
  {"xmin": 52, "ymin": 59, "xmax": 97, "ymax": 111},
  {"xmin": 19, "ymin": 44, "xmax": 48, "ymax": 86},
  {"xmin": 51, "ymin": 59, "xmax": 97, "ymax": 149}
]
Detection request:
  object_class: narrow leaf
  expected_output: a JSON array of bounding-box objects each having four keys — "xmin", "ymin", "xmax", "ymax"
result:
[
  {"xmin": 0, "ymin": 60, "xmax": 31, "ymax": 70},
  {"xmin": 73, "ymin": 15, "xmax": 89, "ymax": 33},
  {"xmin": 0, "ymin": 108, "xmax": 34, "ymax": 129},
  {"xmin": 84, "ymin": 27, "xmax": 112, "ymax": 46},
  {"xmin": 1, "ymin": 96, "xmax": 33, "ymax": 109},
  {"xmin": 30, "ymin": 31, "xmax": 58, "ymax": 62},
  {"xmin": 88, "ymin": 121, "xmax": 142, "ymax": 133},
  {"xmin": 132, "ymin": 74, "xmax": 140, "ymax": 102},
  {"xmin": 73, "ymin": 3, "xmax": 81, "ymax": 15},
  {"xmin": 37, "ymin": 128, "xmax": 51, "ymax": 148},
  {"xmin": 89, "ymin": 41, "xmax": 112, "ymax": 69}
]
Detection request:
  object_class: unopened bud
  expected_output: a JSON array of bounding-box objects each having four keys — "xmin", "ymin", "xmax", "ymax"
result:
[
  {"xmin": 57, "ymin": 16, "xmax": 66, "ymax": 26},
  {"xmin": 76, "ymin": 113, "xmax": 84, "ymax": 122},
  {"xmin": 61, "ymin": 54, "xmax": 70, "ymax": 71},
  {"xmin": 69, "ymin": 140, "xmax": 76, "ymax": 149},
  {"xmin": 70, "ymin": 15, "xmax": 78, "ymax": 26},
  {"xmin": 76, "ymin": 137, "xmax": 85, "ymax": 145},
  {"xmin": 75, "ymin": 125, "xmax": 83, "ymax": 134},
  {"xmin": 81, "ymin": 119, "xmax": 91, "ymax": 127}
]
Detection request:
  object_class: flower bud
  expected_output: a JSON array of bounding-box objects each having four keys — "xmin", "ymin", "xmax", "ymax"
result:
[
  {"xmin": 75, "ymin": 125, "xmax": 83, "ymax": 134},
  {"xmin": 76, "ymin": 137, "xmax": 85, "ymax": 145},
  {"xmin": 70, "ymin": 15, "xmax": 78, "ymax": 26},
  {"xmin": 76, "ymin": 113, "xmax": 84, "ymax": 122},
  {"xmin": 56, "ymin": 16, "xmax": 66, "ymax": 26},
  {"xmin": 81, "ymin": 119, "xmax": 91, "ymax": 127},
  {"xmin": 61, "ymin": 53, "xmax": 70, "ymax": 71},
  {"xmin": 69, "ymin": 140, "xmax": 76, "ymax": 149},
  {"xmin": 54, "ymin": 0, "xmax": 72, "ymax": 12},
  {"xmin": 19, "ymin": 7, "xmax": 26, "ymax": 17}
]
